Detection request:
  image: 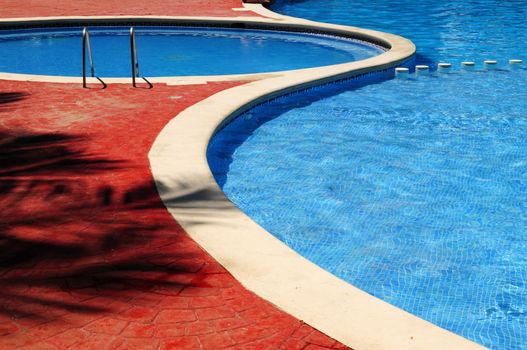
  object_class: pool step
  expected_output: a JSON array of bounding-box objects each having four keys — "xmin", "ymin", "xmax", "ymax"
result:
[{"xmin": 395, "ymin": 58, "xmax": 523, "ymax": 78}]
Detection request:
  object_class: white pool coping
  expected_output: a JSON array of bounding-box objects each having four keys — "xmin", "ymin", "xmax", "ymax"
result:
[{"xmin": 0, "ymin": 7, "xmax": 487, "ymax": 350}]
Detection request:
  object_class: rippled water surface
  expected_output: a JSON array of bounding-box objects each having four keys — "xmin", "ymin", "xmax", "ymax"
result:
[{"xmin": 272, "ymin": 0, "xmax": 527, "ymax": 65}]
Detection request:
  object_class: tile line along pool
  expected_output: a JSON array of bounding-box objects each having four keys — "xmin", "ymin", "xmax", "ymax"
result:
[
  {"xmin": 0, "ymin": 26, "xmax": 384, "ymax": 77},
  {"xmin": 208, "ymin": 0, "xmax": 527, "ymax": 349}
]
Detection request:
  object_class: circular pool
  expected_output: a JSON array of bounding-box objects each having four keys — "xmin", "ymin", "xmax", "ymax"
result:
[{"xmin": 0, "ymin": 26, "xmax": 384, "ymax": 77}]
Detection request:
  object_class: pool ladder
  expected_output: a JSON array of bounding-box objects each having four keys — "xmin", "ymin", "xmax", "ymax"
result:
[
  {"xmin": 82, "ymin": 26, "xmax": 146, "ymax": 88},
  {"xmin": 130, "ymin": 27, "xmax": 140, "ymax": 87},
  {"xmin": 82, "ymin": 27, "xmax": 95, "ymax": 88}
]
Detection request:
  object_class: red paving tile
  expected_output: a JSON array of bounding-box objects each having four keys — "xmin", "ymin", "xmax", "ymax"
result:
[
  {"xmin": 161, "ymin": 336, "xmax": 202, "ymax": 350},
  {"xmin": 84, "ymin": 318, "xmax": 129, "ymax": 335},
  {"xmin": 0, "ymin": 80, "xmax": 349, "ymax": 349},
  {"xmin": 0, "ymin": 0, "xmax": 262, "ymax": 18}
]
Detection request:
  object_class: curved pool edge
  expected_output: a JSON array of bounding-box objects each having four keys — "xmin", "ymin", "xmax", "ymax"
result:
[{"xmin": 148, "ymin": 6, "xmax": 485, "ymax": 350}]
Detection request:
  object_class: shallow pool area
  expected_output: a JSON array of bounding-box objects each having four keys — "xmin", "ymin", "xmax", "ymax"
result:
[{"xmin": 0, "ymin": 26, "xmax": 384, "ymax": 77}]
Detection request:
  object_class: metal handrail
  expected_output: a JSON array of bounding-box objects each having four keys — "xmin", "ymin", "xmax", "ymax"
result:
[
  {"xmin": 130, "ymin": 27, "xmax": 140, "ymax": 87},
  {"xmin": 82, "ymin": 27, "xmax": 95, "ymax": 88}
]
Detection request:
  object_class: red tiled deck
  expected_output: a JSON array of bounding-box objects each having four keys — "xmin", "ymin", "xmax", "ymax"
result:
[
  {"xmin": 0, "ymin": 0, "xmax": 261, "ymax": 18},
  {"xmin": 0, "ymin": 80, "xmax": 348, "ymax": 349}
]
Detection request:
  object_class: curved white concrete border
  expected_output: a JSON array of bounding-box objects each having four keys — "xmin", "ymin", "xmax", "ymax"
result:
[{"xmin": 148, "ymin": 6, "xmax": 487, "ymax": 350}]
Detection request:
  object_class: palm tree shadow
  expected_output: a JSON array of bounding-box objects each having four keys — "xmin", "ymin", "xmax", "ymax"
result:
[
  {"xmin": 0, "ymin": 92, "xmax": 28, "ymax": 107},
  {"xmin": 0, "ymin": 104, "xmax": 213, "ymax": 323}
]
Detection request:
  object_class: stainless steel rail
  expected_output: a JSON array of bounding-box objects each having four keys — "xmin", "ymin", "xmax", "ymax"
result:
[
  {"xmin": 82, "ymin": 27, "xmax": 95, "ymax": 88},
  {"xmin": 130, "ymin": 27, "xmax": 140, "ymax": 87}
]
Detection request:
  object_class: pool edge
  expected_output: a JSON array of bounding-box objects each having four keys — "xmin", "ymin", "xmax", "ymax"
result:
[{"xmin": 148, "ymin": 6, "xmax": 487, "ymax": 350}]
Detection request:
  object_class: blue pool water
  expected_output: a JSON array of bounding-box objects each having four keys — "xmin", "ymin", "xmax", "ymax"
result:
[
  {"xmin": 208, "ymin": 68, "xmax": 527, "ymax": 349},
  {"xmin": 209, "ymin": 0, "xmax": 527, "ymax": 348},
  {"xmin": 0, "ymin": 26, "xmax": 383, "ymax": 77},
  {"xmin": 272, "ymin": 0, "xmax": 526, "ymax": 66}
]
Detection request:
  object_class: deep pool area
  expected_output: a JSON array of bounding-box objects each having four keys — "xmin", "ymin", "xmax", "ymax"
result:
[
  {"xmin": 0, "ymin": 26, "xmax": 383, "ymax": 77},
  {"xmin": 272, "ymin": 0, "xmax": 526, "ymax": 66}
]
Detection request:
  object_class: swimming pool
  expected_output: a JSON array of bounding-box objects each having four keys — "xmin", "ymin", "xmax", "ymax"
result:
[
  {"xmin": 0, "ymin": 26, "xmax": 383, "ymax": 77},
  {"xmin": 209, "ymin": 67, "xmax": 527, "ymax": 350},
  {"xmin": 208, "ymin": 0, "xmax": 527, "ymax": 349}
]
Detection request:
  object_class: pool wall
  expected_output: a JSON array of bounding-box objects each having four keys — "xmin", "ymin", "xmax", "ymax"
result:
[{"xmin": 149, "ymin": 4, "xmax": 481, "ymax": 350}]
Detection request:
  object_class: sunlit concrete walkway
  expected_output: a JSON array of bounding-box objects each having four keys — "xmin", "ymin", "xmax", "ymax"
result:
[
  {"xmin": 0, "ymin": 2, "xmax": 349, "ymax": 349},
  {"xmin": 0, "ymin": 0, "xmax": 261, "ymax": 18}
]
